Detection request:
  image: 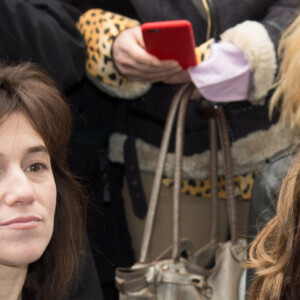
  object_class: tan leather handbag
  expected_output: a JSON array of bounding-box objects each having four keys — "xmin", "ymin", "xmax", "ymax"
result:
[{"xmin": 115, "ymin": 83, "xmax": 247, "ymax": 300}]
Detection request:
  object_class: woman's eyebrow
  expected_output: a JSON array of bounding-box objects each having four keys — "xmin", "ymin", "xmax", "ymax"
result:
[{"xmin": 26, "ymin": 145, "xmax": 49, "ymax": 155}]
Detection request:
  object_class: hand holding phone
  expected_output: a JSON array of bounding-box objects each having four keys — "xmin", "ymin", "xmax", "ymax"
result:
[
  {"xmin": 113, "ymin": 26, "xmax": 183, "ymax": 83},
  {"xmin": 141, "ymin": 20, "xmax": 197, "ymax": 69}
]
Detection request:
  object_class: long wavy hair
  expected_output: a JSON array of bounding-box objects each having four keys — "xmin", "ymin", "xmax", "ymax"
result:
[
  {"xmin": 247, "ymin": 10, "xmax": 300, "ymax": 299},
  {"xmin": 247, "ymin": 151, "xmax": 300, "ymax": 299},
  {"xmin": 270, "ymin": 12, "xmax": 300, "ymax": 130},
  {"xmin": 0, "ymin": 62, "xmax": 86, "ymax": 299}
]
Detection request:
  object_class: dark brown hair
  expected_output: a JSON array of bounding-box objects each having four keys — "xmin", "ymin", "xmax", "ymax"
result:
[{"xmin": 0, "ymin": 61, "xmax": 86, "ymax": 299}]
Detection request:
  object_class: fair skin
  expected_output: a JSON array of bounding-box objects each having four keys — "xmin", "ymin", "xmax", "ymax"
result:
[
  {"xmin": 113, "ymin": 26, "xmax": 201, "ymax": 99},
  {"xmin": 0, "ymin": 113, "xmax": 57, "ymax": 300}
]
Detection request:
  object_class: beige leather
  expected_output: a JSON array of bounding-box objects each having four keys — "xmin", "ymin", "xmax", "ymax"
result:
[
  {"xmin": 115, "ymin": 84, "xmax": 247, "ymax": 300},
  {"xmin": 116, "ymin": 238, "xmax": 247, "ymax": 300}
]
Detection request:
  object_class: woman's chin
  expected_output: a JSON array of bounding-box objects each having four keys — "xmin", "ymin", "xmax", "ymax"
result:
[
  {"xmin": 0, "ymin": 222, "xmax": 54, "ymax": 267},
  {"xmin": 0, "ymin": 242, "xmax": 50, "ymax": 267}
]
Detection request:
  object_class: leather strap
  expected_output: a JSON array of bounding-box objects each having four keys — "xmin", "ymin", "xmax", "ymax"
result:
[
  {"xmin": 124, "ymin": 134, "xmax": 148, "ymax": 219},
  {"xmin": 203, "ymin": 104, "xmax": 238, "ymax": 242},
  {"xmin": 217, "ymin": 107, "xmax": 238, "ymax": 242},
  {"xmin": 172, "ymin": 84, "xmax": 195, "ymax": 260},
  {"xmin": 205, "ymin": 105, "xmax": 238, "ymax": 242},
  {"xmin": 139, "ymin": 83, "xmax": 238, "ymax": 263},
  {"xmin": 209, "ymin": 117, "xmax": 219, "ymax": 243},
  {"xmin": 139, "ymin": 83, "xmax": 194, "ymax": 263}
]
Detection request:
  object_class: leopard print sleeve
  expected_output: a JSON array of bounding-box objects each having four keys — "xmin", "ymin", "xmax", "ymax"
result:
[
  {"xmin": 76, "ymin": 8, "xmax": 151, "ymax": 99},
  {"xmin": 77, "ymin": 9, "xmax": 213, "ymax": 99}
]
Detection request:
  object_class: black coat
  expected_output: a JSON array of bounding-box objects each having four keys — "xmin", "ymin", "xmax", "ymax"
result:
[
  {"xmin": 247, "ymin": 146, "xmax": 298, "ymax": 290},
  {"xmin": 248, "ymin": 146, "xmax": 298, "ymax": 239},
  {"xmin": 119, "ymin": 0, "xmax": 299, "ymax": 155},
  {"xmin": 106, "ymin": 1, "xmax": 300, "ymax": 185}
]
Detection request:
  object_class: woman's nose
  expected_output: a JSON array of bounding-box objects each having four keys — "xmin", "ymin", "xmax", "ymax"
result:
[{"xmin": 3, "ymin": 168, "xmax": 35, "ymax": 206}]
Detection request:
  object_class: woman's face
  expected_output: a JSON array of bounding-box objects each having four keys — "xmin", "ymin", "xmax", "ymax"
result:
[{"xmin": 0, "ymin": 113, "xmax": 56, "ymax": 267}]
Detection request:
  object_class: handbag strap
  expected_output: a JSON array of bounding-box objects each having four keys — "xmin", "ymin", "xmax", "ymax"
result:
[
  {"xmin": 217, "ymin": 107, "xmax": 238, "ymax": 242},
  {"xmin": 172, "ymin": 92, "xmax": 239, "ymax": 260},
  {"xmin": 139, "ymin": 83, "xmax": 194, "ymax": 263},
  {"xmin": 172, "ymin": 84, "xmax": 195, "ymax": 260},
  {"xmin": 209, "ymin": 117, "xmax": 219, "ymax": 243},
  {"xmin": 139, "ymin": 84, "xmax": 238, "ymax": 263},
  {"xmin": 200, "ymin": 104, "xmax": 238, "ymax": 243}
]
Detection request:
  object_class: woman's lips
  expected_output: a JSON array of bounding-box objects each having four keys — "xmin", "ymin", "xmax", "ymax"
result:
[{"xmin": 0, "ymin": 216, "xmax": 41, "ymax": 229}]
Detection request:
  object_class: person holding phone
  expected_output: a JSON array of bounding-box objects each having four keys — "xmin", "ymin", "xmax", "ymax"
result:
[{"xmin": 75, "ymin": 1, "xmax": 299, "ymax": 262}]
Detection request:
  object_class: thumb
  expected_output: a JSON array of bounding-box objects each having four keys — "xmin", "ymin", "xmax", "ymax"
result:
[{"xmin": 132, "ymin": 27, "xmax": 162, "ymax": 66}]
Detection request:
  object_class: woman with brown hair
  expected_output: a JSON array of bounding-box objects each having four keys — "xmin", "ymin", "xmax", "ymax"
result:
[
  {"xmin": 0, "ymin": 61, "xmax": 87, "ymax": 300},
  {"xmin": 247, "ymin": 12, "xmax": 300, "ymax": 300},
  {"xmin": 247, "ymin": 156, "xmax": 300, "ymax": 299}
]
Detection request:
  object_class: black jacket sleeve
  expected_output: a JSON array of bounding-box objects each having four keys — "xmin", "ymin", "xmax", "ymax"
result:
[
  {"xmin": 248, "ymin": 146, "xmax": 297, "ymax": 240},
  {"xmin": 261, "ymin": 0, "xmax": 300, "ymax": 51},
  {"xmin": 246, "ymin": 146, "xmax": 298, "ymax": 289},
  {"xmin": 0, "ymin": 0, "xmax": 86, "ymax": 91}
]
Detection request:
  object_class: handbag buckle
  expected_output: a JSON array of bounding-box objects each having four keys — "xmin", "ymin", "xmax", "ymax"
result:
[{"xmin": 189, "ymin": 275, "xmax": 213, "ymax": 298}]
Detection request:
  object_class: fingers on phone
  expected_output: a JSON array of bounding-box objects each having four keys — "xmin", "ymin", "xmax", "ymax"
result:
[
  {"xmin": 127, "ymin": 67, "xmax": 184, "ymax": 83},
  {"xmin": 142, "ymin": 58, "xmax": 182, "ymax": 72},
  {"xmin": 134, "ymin": 45, "xmax": 181, "ymax": 70},
  {"xmin": 117, "ymin": 47, "xmax": 183, "ymax": 82}
]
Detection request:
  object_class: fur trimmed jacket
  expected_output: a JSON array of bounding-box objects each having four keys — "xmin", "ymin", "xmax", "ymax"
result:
[{"xmin": 105, "ymin": 0, "xmax": 300, "ymax": 180}]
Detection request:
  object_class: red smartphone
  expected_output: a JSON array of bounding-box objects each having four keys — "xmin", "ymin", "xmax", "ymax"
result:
[{"xmin": 141, "ymin": 20, "xmax": 197, "ymax": 69}]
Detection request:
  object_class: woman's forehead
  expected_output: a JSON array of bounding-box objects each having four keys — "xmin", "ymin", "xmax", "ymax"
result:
[{"xmin": 0, "ymin": 112, "xmax": 46, "ymax": 156}]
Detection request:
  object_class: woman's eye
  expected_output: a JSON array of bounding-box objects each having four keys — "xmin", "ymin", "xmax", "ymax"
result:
[{"xmin": 26, "ymin": 163, "xmax": 46, "ymax": 173}]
